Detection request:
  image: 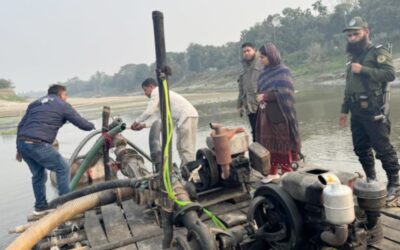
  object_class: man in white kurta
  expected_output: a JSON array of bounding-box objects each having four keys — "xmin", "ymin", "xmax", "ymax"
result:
[{"xmin": 131, "ymin": 78, "xmax": 199, "ymax": 167}]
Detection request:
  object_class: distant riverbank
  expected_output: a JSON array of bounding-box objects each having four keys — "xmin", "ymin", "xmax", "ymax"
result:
[
  {"xmin": 2, "ymin": 55, "xmax": 400, "ymax": 134},
  {"xmin": 0, "ymin": 91, "xmax": 239, "ymax": 133}
]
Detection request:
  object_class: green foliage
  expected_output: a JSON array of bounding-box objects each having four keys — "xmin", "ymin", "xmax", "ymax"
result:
[
  {"xmin": 0, "ymin": 94, "xmax": 26, "ymax": 102},
  {"xmin": 62, "ymin": 0, "xmax": 400, "ymax": 96},
  {"xmin": 354, "ymin": 0, "xmax": 400, "ymax": 46},
  {"xmin": 0, "ymin": 87, "xmax": 26, "ymax": 102},
  {"xmin": 0, "ymin": 79, "xmax": 13, "ymax": 89},
  {"xmin": 66, "ymin": 65, "xmax": 150, "ymax": 96},
  {"xmin": 0, "ymin": 129, "xmax": 17, "ymax": 135},
  {"xmin": 312, "ymin": 0, "xmax": 328, "ymax": 16}
]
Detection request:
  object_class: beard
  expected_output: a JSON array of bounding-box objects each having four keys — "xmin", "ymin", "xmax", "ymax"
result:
[
  {"xmin": 346, "ymin": 35, "xmax": 369, "ymax": 57},
  {"xmin": 244, "ymin": 54, "xmax": 256, "ymax": 63}
]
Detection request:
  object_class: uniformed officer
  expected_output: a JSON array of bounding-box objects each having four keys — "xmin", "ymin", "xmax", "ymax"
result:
[{"xmin": 339, "ymin": 16, "xmax": 400, "ymax": 202}]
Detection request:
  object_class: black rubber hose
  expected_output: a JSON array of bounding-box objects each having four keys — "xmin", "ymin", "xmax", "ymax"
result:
[
  {"xmin": 161, "ymin": 210, "xmax": 174, "ymax": 249},
  {"xmin": 68, "ymin": 130, "xmax": 101, "ymax": 166},
  {"xmin": 125, "ymin": 138, "xmax": 153, "ymax": 163},
  {"xmin": 181, "ymin": 210, "xmax": 217, "ymax": 250},
  {"xmin": 48, "ymin": 174, "xmax": 157, "ymax": 208},
  {"xmin": 149, "ymin": 119, "xmax": 162, "ymax": 172}
]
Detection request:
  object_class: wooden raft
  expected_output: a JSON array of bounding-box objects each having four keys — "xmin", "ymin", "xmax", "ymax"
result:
[
  {"xmin": 369, "ymin": 206, "xmax": 400, "ymax": 250},
  {"xmin": 81, "ymin": 175, "xmax": 400, "ymax": 250},
  {"xmin": 82, "ymin": 198, "xmax": 251, "ymax": 249},
  {"xmin": 84, "ymin": 200, "xmax": 163, "ymax": 249},
  {"xmin": 83, "ymin": 201, "xmax": 400, "ymax": 250}
]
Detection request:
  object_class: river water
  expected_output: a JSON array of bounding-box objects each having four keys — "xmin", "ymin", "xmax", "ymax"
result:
[{"xmin": 1, "ymin": 85, "xmax": 400, "ymax": 247}]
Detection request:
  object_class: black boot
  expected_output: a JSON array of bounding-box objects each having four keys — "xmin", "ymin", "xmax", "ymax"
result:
[
  {"xmin": 362, "ymin": 165, "xmax": 377, "ymax": 182},
  {"xmin": 387, "ymin": 173, "xmax": 400, "ymax": 202}
]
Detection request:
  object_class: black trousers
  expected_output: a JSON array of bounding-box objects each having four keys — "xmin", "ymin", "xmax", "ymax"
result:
[
  {"xmin": 248, "ymin": 112, "xmax": 257, "ymax": 142},
  {"xmin": 351, "ymin": 115, "xmax": 400, "ymax": 176}
]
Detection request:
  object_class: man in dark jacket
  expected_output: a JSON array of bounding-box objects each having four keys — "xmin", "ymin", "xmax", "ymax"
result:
[
  {"xmin": 16, "ymin": 84, "xmax": 95, "ymax": 214},
  {"xmin": 339, "ymin": 17, "xmax": 400, "ymax": 202},
  {"xmin": 237, "ymin": 42, "xmax": 262, "ymax": 142}
]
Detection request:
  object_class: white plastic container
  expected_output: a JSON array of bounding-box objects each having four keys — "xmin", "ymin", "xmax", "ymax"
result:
[
  {"xmin": 323, "ymin": 182, "xmax": 355, "ymax": 225},
  {"xmin": 319, "ymin": 173, "xmax": 355, "ymax": 225}
]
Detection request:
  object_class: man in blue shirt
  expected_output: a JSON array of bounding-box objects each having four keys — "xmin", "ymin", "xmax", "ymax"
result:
[{"xmin": 16, "ymin": 84, "xmax": 95, "ymax": 214}]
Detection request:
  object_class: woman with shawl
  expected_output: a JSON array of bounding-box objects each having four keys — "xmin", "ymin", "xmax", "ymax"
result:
[{"xmin": 256, "ymin": 42, "xmax": 301, "ymax": 183}]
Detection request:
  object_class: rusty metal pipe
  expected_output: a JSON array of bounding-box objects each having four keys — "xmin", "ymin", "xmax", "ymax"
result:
[
  {"xmin": 210, "ymin": 123, "xmax": 231, "ymax": 179},
  {"xmin": 102, "ymin": 106, "xmax": 111, "ymax": 180},
  {"xmin": 173, "ymin": 181, "xmax": 191, "ymax": 202},
  {"xmin": 321, "ymin": 224, "xmax": 348, "ymax": 247},
  {"xmin": 37, "ymin": 232, "xmax": 86, "ymax": 250},
  {"xmin": 8, "ymin": 222, "xmax": 34, "ymax": 234}
]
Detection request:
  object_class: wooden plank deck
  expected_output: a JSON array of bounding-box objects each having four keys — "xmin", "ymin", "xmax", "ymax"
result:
[
  {"xmin": 121, "ymin": 200, "xmax": 161, "ymax": 238},
  {"xmin": 81, "ymin": 198, "xmax": 400, "ymax": 250},
  {"xmin": 84, "ymin": 210, "xmax": 108, "ymax": 246},
  {"xmin": 101, "ymin": 203, "xmax": 137, "ymax": 250},
  {"xmin": 369, "ymin": 207, "xmax": 400, "ymax": 250}
]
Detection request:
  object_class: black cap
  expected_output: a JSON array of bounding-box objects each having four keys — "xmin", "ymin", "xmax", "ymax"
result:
[{"xmin": 343, "ymin": 16, "xmax": 368, "ymax": 32}]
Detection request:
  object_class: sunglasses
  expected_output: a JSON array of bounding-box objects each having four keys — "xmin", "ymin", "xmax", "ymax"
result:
[{"xmin": 347, "ymin": 31, "xmax": 361, "ymax": 38}]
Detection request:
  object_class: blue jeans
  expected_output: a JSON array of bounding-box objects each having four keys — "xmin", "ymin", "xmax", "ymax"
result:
[{"xmin": 17, "ymin": 140, "xmax": 70, "ymax": 209}]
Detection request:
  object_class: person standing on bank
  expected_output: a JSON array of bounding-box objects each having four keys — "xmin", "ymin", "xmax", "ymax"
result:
[
  {"xmin": 256, "ymin": 42, "xmax": 301, "ymax": 183},
  {"xmin": 339, "ymin": 16, "xmax": 400, "ymax": 202},
  {"xmin": 131, "ymin": 78, "xmax": 199, "ymax": 167},
  {"xmin": 16, "ymin": 84, "xmax": 95, "ymax": 214},
  {"xmin": 237, "ymin": 42, "xmax": 262, "ymax": 142}
]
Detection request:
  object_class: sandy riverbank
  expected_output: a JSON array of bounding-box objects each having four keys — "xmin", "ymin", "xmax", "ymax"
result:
[{"xmin": 0, "ymin": 91, "xmax": 238, "ymax": 131}]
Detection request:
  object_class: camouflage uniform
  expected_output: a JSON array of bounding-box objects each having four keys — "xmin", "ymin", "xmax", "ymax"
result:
[{"xmin": 341, "ymin": 17, "xmax": 400, "ymax": 199}]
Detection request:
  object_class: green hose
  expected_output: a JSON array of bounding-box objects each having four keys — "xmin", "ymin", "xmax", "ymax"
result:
[
  {"xmin": 69, "ymin": 122, "xmax": 126, "ymax": 190},
  {"xmin": 160, "ymin": 79, "xmax": 227, "ymax": 230}
]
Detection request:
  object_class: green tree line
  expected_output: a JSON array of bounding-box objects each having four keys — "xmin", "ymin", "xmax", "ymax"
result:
[
  {"xmin": 0, "ymin": 79, "xmax": 13, "ymax": 89},
  {"xmin": 61, "ymin": 0, "xmax": 400, "ymax": 96}
]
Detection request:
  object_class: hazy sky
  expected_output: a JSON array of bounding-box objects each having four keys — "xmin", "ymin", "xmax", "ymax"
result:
[{"xmin": 1, "ymin": 0, "xmax": 324, "ymax": 92}]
